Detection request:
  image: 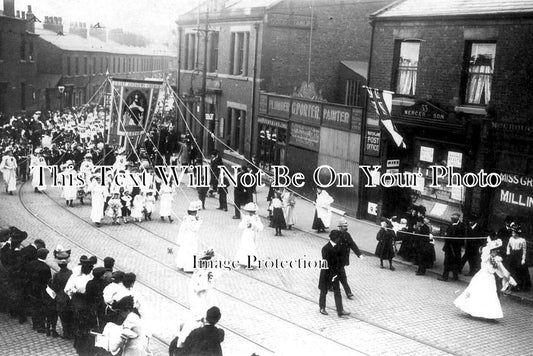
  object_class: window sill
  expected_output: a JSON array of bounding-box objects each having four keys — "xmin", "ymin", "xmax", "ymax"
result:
[
  {"xmin": 19, "ymin": 60, "xmax": 26, "ymax": 63},
  {"xmin": 392, "ymin": 96, "xmax": 416, "ymax": 107},
  {"xmin": 454, "ymin": 105, "xmax": 487, "ymax": 115}
]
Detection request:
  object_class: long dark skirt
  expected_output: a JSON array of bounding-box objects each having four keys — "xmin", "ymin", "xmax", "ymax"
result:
[
  {"xmin": 271, "ymin": 207, "xmax": 287, "ymax": 229},
  {"xmin": 507, "ymin": 250, "xmax": 532, "ymax": 291},
  {"xmin": 312, "ymin": 211, "xmax": 326, "ymax": 231}
]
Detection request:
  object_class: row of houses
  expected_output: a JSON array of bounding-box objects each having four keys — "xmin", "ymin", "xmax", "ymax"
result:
[
  {"xmin": 176, "ymin": 0, "xmax": 533, "ymax": 236},
  {"xmin": 0, "ymin": 0, "xmax": 177, "ymax": 116}
]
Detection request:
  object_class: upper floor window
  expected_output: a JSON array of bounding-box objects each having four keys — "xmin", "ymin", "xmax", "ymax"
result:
[
  {"xmin": 67, "ymin": 57, "xmax": 71, "ymax": 76},
  {"xmin": 75, "ymin": 57, "xmax": 79, "ymax": 75},
  {"xmin": 230, "ymin": 31, "xmax": 249, "ymax": 76},
  {"xmin": 185, "ymin": 33, "xmax": 197, "ymax": 70},
  {"xmin": 345, "ymin": 79, "xmax": 361, "ymax": 106},
  {"xmin": 20, "ymin": 34, "xmax": 26, "ymax": 60},
  {"xmin": 464, "ymin": 42, "xmax": 496, "ymax": 105},
  {"xmin": 209, "ymin": 32, "xmax": 219, "ymax": 72},
  {"xmin": 84, "ymin": 57, "xmax": 88, "ymax": 75},
  {"xmin": 395, "ymin": 41, "xmax": 419, "ymax": 95}
]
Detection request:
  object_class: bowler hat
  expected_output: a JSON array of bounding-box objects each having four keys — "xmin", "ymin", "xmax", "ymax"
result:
[
  {"xmin": 37, "ymin": 248, "xmax": 49, "ymax": 260},
  {"xmin": 92, "ymin": 267, "xmax": 106, "ymax": 278}
]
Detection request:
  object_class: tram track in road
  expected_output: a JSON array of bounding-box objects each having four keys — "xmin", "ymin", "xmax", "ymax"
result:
[
  {"xmin": 17, "ymin": 182, "xmax": 276, "ymax": 356},
  {"xmin": 19, "ymin": 183, "xmax": 460, "ymax": 356}
]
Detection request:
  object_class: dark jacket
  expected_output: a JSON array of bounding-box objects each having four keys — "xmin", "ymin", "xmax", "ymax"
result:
[
  {"xmin": 181, "ymin": 324, "xmax": 225, "ymax": 356},
  {"xmin": 318, "ymin": 242, "xmax": 343, "ymax": 290},
  {"xmin": 443, "ymin": 222, "xmax": 465, "ymax": 257},
  {"xmin": 337, "ymin": 230, "xmax": 361, "ymax": 266},
  {"xmin": 27, "ymin": 259, "xmax": 51, "ymax": 298}
]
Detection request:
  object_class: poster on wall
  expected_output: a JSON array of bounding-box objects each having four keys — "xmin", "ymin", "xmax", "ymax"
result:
[
  {"xmin": 447, "ymin": 151, "xmax": 463, "ymax": 168},
  {"xmin": 420, "ymin": 146, "xmax": 434, "ymax": 162}
]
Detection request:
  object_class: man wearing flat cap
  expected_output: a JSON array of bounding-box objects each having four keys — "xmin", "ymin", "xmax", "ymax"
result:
[
  {"xmin": 27, "ymin": 248, "xmax": 51, "ymax": 333},
  {"xmin": 335, "ymin": 218, "xmax": 363, "ymax": 300},
  {"xmin": 318, "ymin": 230, "xmax": 350, "ymax": 318},
  {"xmin": 439, "ymin": 213, "xmax": 465, "ymax": 282}
]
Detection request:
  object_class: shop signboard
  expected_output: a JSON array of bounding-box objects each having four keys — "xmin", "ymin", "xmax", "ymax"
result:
[
  {"xmin": 289, "ymin": 123, "xmax": 320, "ymax": 151},
  {"xmin": 322, "ymin": 104, "xmax": 351, "ymax": 131},
  {"xmin": 290, "ymin": 99, "xmax": 321, "ymax": 126},
  {"xmin": 258, "ymin": 116, "xmax": 288, "ymax": 129},
  {"xmin": 268, "ymin": 96, "xmax": 291, "ymax": 119},
  {"xmin": 401, "ymin": 101, "xmax": 447, "ymax": 120},
  {"xmin": 259, "ymin": 94, "xmax": 268, "ymax": 114},
  {"xmin": 351, "ymin": 107, "xmax": 363, "ymax": 134},
  {"xmin": 364, "ymin": 128, "xmax": 380, "ymax": 156}
]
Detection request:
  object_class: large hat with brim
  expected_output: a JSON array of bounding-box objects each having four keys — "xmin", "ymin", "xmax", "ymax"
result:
[
  {"xmin": 80, "ymin": 255, "xmax": 97, "ymax": 266},
  {"xmin": 34, "ymin": 148, "xmax": 42, "ymax": 154},
  {"xmin": 10, "ymin": 228, "xmax": 28, "ymax": 243},
  {"xmin": 188, "ymin": 200, "xmax": 202, "ymax": 212},
  {"xmin": 510, "ymin": 222, "xmax": 521, "ymax": 233},
  {"xmin": 242, "ymin": 202, "xmax": 258, "ymax": 212},
  {"xmin": 54, "ymin": 245, "xmax": 72, "ymax": 264},
  {"xmin": 487, "ymin": 239, "xmax": 502, "ymax": 251},
  {"xmin": 84, "ymin": 153, "xmax": 92, "ymax": 159}
]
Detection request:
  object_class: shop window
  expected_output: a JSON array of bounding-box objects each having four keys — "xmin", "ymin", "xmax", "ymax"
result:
[
  {"xmin": 463, "ymin": 42, "xmax": 496, "ymax": 105},
  {"xmin": 230, "ymin": 32, "xmax": 249, "ymax": 76},
  {"xmin": 226, "ymin": 107, "xmax": 246, "ymax": 153},
  {"xmin": 259, "ymin": 124, "xmax": 287, "ymax": 169},
  {"xmin": 394, "ymin": 41, "xmax": 420, "ymax": 95}
]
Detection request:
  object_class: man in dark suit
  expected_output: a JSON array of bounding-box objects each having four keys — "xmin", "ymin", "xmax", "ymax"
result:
[
  {"xmin": 180, "ymin": 306, "xmax": 225, "ymax": 356},
  {"xmin": 336, "ymin": 218, "xmax": 363, "ymax": 300},
  {"xmin": 232, "ymin": 166, "xmax": 246, "ymax": 219},
  {"xmin": 209, "ymin": 150, "xmax": 224, "ymax": 197},
  {"xmin": 27, "ymin": 248, "xmax": 52, "ymax": 333},
  {"xmin": 460, "ymin": 214, "xmax": 485, "ymax": 276},
  {"xmin": 439, "ymin": 213, "xmax": 465, "ymax": 282},
  {"xmin": 318, "ymin": 230, "xmax": 350, "ymax": 318}
]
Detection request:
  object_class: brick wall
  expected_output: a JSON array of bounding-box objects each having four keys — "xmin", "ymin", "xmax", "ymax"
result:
[{"xmin": 262, "ymin": 0, "xmax": 389, "ymax": 103}]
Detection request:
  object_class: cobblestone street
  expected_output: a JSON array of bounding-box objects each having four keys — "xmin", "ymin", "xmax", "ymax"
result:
[{"xmin": 1, "ymin": 180, "xmax": 532, "ymax": 355}]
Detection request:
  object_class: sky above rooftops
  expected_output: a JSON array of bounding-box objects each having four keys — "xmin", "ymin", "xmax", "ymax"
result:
[{"xmin": 7, "ymin": 0, "xmax": 195, "ymax": 44}]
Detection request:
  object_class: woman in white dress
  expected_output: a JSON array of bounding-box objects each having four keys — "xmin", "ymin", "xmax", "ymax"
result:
[
  {"xmin": 176, "ymin": 200, "xmax": 202, "ymax": 272},
  {"xmin": 312, "ymin": 188, "xmax": 334, "ymax": 233},
  {"xmin": 0, "ymin": 148, "xmax": 18, "ymax": 194},
  {"xmin": 30, "ymin": 148, "xmax": 47, "ymax": 193},
  {"xmin": 235, "ymin": 202, "xmax": 264, "ymax": 268},
  {"xmin": 188, "ymin": 249, "xmax": 217, "ymax": 318},
  {"xmin": 454, "ymin": 239, "xmax": 515, "ymax": 319},
  {"xmin": 90, "ymin": 176, "xmax": 109, "ymax": 227},
  {"xmin": 159, "ymin": 180, "xmax": 175, "ymax": 222}
]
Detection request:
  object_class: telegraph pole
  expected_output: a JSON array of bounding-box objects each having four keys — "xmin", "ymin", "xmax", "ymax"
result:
[{"xmin": 200, "ymin": 1, "xmax": 209, "ymax": 156}]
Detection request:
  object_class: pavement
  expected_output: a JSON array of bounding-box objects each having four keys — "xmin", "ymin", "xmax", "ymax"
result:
[{"xmin": 0, "ymin": 168, "xmax": 533, "ymax": 356}]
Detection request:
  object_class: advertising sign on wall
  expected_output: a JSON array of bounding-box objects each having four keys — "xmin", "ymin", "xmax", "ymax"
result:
[{"xmin": 289, "ymin": 123, "xmax": 320, "ymax": 151}]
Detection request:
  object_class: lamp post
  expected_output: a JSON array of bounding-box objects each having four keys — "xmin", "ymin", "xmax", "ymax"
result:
[{"xmin": 57, "ymin": 85, "xmax": 65, "ymax": 113}]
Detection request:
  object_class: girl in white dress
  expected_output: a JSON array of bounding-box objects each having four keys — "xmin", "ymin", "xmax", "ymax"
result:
[
  {"xmin": 130, "ymin": 194, "xmax": 145, "ymax": 222},
  {"xmin": 176, "ymin": 200, "xmax": 202, "ymax": 272},
  {"xmin": 188, "ymin": 249, "xmax": 218, "ymax": 317},
  {"xmin": 60, "ymin": 160, "xmax": 78, "ymax": 207},
  {"xmin": 235, "ymin": 203, "xmax": 264, "ymax": 268},
  {"xmin": 159, "ymin": 181, "xmax": 175, "ymax": 222}
]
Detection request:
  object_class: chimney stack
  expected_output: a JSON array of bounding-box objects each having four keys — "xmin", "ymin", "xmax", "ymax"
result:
[
  {"xmin": 26, "ymin": 5, "xmax": 35, "ymax": 33},
  {"xmin": 43, "ymin": 16, "xmax": 64, "ymax": 34},
  {"xmin": 3, "ymin": 0, "xmax": 15, "ymax": 17}
]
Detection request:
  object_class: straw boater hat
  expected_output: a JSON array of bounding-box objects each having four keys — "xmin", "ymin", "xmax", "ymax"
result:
[
  {"xmin": 487, "ymin": 239, "xmax": 502, "ymax": 251},
  {"xmin": 34, "ymin": 148, "xmax": 42, "ymax": 154},
  {"xmin": 242, "ymin": 202, "xmax": 258, "ymax": 213}
]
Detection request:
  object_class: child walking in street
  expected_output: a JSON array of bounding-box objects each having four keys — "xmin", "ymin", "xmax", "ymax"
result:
[
  {"xmin": 121, "ymin": 190, "xmax": 132, "ymax": 224},
  {"xmin": 375, "ymin": 220, "xmax": 396, "ymax": 270},
  {"xmin": 271, "ymin": 192, "xmax": 287, "ymax": 236},
  {"xmin": 144, "ymin": 190, "xmax": 155, "ymax": 221},
  {"xmin": 131, "ymin": 193, "xmax": 145, "ymax": 222},
  {"xmin": 106, "ymin": 191, "xmax": 122, "ymax": 225}
]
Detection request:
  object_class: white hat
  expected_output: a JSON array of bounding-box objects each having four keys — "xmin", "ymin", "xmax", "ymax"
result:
[
  {"xmin": 34, "ymin": 148, "xmax": 42, "ymax": 154},
  {"xmin": 188, "ymin": 200, "xmax": 202, "ymax": 211},
  {"xmin": 84, "ymin": 153, "xmax": 92, "ymax": 159},
  {"xmin": 487, "ymin": 239, "xmax": 502, "ymax": 251},
  {"xmin": 242, "ymin": 202, "xmax": 257, "ymax": 212}
]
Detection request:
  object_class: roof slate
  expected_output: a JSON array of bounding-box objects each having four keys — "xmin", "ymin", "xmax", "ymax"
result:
[
  {"xmin": 35, "ymin": 27, "xmax": 173, "ymax": 56},
  {"xmin": 373, "ymin": 0, "xmax": 533, "ymax": 18}
]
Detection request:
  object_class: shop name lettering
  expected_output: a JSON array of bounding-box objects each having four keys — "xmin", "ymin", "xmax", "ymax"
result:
[
  {"xmin": 292, "ymin": 102, "xmax": 320, "ymax": 120},
  {"xmin": 360, "ymin": 166, "xmax": 502, "ymax": 188},
  {"xmin": 323, "ymin": 108, "xmax": 349, "ymax": 124},
  {"xmin": 269, "ymin": 99, "xmax": 290, "ymax": 113}
]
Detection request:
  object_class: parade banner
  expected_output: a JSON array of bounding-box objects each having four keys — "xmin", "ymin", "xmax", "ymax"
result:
[{"xmin": 108, "ymin": 78, "xmax": 164, "ymax": 146}]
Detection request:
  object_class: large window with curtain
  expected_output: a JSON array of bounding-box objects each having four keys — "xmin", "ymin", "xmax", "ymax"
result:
[
  {"xmin": 395, "ymin": 41, "xmax": 420, "ymax": 96},
  {"xmin": 464, "ymin": 42, "xmax": 496, "ymax": 105}
]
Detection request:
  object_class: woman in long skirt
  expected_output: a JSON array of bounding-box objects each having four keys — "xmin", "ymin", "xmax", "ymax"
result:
[
  {"xmin": 312, "ymin": 188, "xmax": 333, "ymax": 233},
  {"xmin": 506, "ymin": 223, "xmax": 531, "ymax": 292},
  {"xmin": 454, "ymin": 239, "xmax": 513, "ymax": 319},
  {"xmin": 90, "ymin": 176, "xmax": 108, "ymax": 227},
  {"xmin": 281, "ymin": 188, "xmax": 296, "ymax": 229},
  {"xmin": 375, "ymin": 220, "xmax": 396, "ymax": 270},
  {"xmin": 235, "ymin": 203, "xmax": 264, "ymax": 268},
  {"xmin": 159, "ymin": 181, "xmax": 175, "ymax": 222},
  {"xmin": 0, "ymin": 148, "xmax": 18, "ymax": 194},
  {"xmin": 271, "ymin": 192, "xmax": 286, "ymax": 236}
]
